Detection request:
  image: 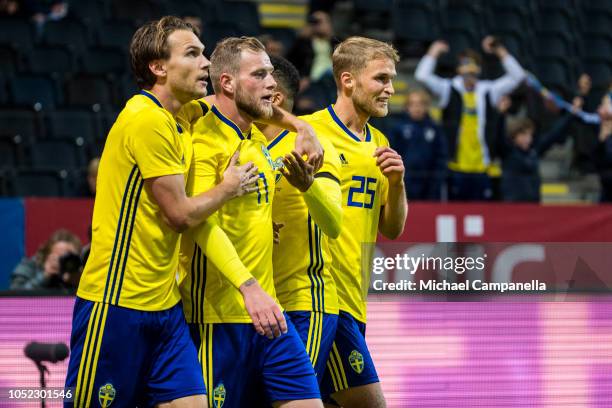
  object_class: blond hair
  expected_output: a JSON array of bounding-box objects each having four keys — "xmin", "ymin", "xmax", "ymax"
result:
[
  {"xmin": 129, "ymin": 16, "xmax": 200, "ymax": 89},
  {"xmin": 209, "ymin": 36, "xmax": 266, "ymax": 93},
  {"xmin": 332, "ymin": 36, "xmax": 399, "ymax": 85}
]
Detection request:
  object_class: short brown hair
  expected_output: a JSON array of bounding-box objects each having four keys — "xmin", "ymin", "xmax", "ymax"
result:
[
  {"xmin": 130, "ymin": 16, "xmax": 200, "ymax": 89},
  {"xmin": 332, "ymin": 36, "xmax": 399, "ymax": 85},
  {"xmin": 209, "ymin": 36, "xmax": 266, "ymax": 94},
  {"xmin": 508, "ymin": 117, "xmax": 535, "ymax": 139},
  {"xmin": 35, "ymin": 229, "xmax": 82, "ymax": 267}
]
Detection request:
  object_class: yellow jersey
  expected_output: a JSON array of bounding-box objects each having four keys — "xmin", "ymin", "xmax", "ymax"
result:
[
  {"xmin": 268, "ymin": 130, "xmax": 341, "ymax": 314},
  {"xmin": 449, "ymin": 91, "xmax": 486, "ymax": 173},
  {"xmin": 179, "ymin": 106, "xmax": 280, "ymax": 323},
  {"xmin": 304, "ymin": 106, "xmax": 389, "ymax": 323},
  {"xmin": 78, "ymin": 90, "xmax": 195, "ymax": 311}
]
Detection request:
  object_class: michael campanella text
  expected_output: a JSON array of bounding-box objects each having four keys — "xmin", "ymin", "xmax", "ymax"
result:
[{"xmin": 372, "ymin": 279, "xmax": 547, "ymax": 293}]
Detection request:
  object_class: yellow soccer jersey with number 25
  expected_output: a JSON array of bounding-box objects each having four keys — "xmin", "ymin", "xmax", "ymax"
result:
[{"xmin": 303, "ymin": 106, "xmax": 389, "ymax": 323}]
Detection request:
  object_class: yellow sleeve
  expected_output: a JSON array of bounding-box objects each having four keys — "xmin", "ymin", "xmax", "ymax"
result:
[
  {"xmin": 187, "ymin": 215, "xmax": 253, "ymax": 289},
  {"xmin": 128, "ymin": 112, "xmax": 184, "ymax": 179},
  {"xmin": 303, "ymin": 176, "xmax": 342, "ymax": 238}
]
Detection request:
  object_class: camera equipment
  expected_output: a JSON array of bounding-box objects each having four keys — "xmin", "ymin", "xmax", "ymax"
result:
[{"xmin": 59, "ymin": 252, "xmax": 82, "ymax": 276}]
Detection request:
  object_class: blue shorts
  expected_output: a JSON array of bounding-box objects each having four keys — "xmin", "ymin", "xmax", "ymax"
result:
[
  {"xmin": 64, "ymin": 297, "xmax": 205, "ymax": 407},
  {"xmin": 320, "ymin": 311, "xmax": 379, "ymax": 402},
  {"xmin": 190, "ymin": 313, "xmax": 320, "ymax": 407},
  {"xmin": 287, "ymin": 311, "xmax": 338, "ymax": 384}
]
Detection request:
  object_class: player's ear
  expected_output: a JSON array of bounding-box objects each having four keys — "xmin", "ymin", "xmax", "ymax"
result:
[
  {"xmin": 219, "ymin": 73, "xmax": 234, "ymax": 94},
  {"xmin": 148, "ymin": 59, "xmax": 167, "ymax": 79},
  {"xmin": 272, "ymin": 91, "xmax": 283, "ymax": 106},
  {"xmin": 340, "ymin": 71, "xmax": 354, "ymax": 92}
]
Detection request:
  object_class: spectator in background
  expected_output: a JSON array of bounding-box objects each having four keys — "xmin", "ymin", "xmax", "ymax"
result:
[
  {"xmin": 287, "ymin": 11, "xmax": 337, "ymax": 88},
  {"xmin": 390, "ymin": 89, "xmax": 447, "ymax": 200},
  {"xmin": 499, "ymin": 113, "xmax": 574, "ymax": 202},
  {"xmin": 10, "ymin": 229, "xmax": 82, "ymax": 291},
  {"xmin": 595, "ymin": 84, "xmax": 612, "ymax": 202},
  {"xmin": 259, "ymin": 33, "xmax": 285, "ymax": 58},
  {"xmin": 0, "ymin": 0, "xmax": 24, "ymax": 16},
  {"xmin": 75, "ymin": 157, "xmax": 99, "ymax": 197},
  {"xmin": 415, "ymin": 36, "xmax": 526, "ymax": 201},
  {"xmin": 183, "ymin": 15, "xmax": 203, "ymax": 35},
  {"xmin": 570, "ymin": 73, "xmax": 600, "ymax": 174}
]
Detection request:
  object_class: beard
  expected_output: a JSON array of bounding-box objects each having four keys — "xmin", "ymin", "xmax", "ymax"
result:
[
  {"xmin": 235, "ymin": 86, "xmax": 274, "ymax": 120},
  {"xmin": 352, "ymin": 85, "xmax": 389, "ymax": 118}
]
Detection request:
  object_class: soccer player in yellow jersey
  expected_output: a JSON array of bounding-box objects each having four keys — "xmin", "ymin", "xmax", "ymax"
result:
[
  {"xmin": 309, "ymin": 37, "xmax": 408, "ymax": 408},
  {"xmin": 64, "ymin": 17, "xmax": 269, "ymax": 407},
  {"xmin": 257, "ymin": 55, "xmax": 343, "ymax": 385},
  {"xmin": 179, "ymin": 38, "xmax": 322, "ymax": 408}
]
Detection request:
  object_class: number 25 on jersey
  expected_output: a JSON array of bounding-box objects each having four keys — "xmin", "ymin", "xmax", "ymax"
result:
[{"xmin": 347, "ymin": 175, "xmax": 376, "ymax": 209}]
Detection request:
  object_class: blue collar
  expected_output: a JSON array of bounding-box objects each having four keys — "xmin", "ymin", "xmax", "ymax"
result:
[
  {"xmin": 139, "ymin": 90, "xmax": 182, "ymax": 133},
  {"xmin": 211, "ymin": 105, "xmax": 250, "ymax": 140},
  {"xmin": 326, "ymin": 105, "xmax": 371, "ymax": 142},
  {"xmin": 267, "ymin": 129, "xmax": 290, "ymax": 150}
]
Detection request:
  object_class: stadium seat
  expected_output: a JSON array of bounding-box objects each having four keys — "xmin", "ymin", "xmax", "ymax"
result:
[
  {"xmin": 583, "ymin": 62, "xmax": 612, "ymax": 88},
  {"xmin": 81, "ymin": 47, "xmax": 128, "ymax": 75},
  {"xmin": 214, "ymin": 1, "xmax": 261, "ymax": 36},
  {"xmin": 0, "ymin": 18, "xmax": 34, "ymax": 51},
  {"xmin": 534, "ymin": 35, "xmax": 571, "ymax": 60},
  {"xmin": 0, "ymin": 46, "xmax": 19, "ymax": 77},
  {"xmin": 111, "ymin": 0, "xmax": 164, "ymax": 24},
  {"xmin": 96, "ymin": 20, "xmax": 136, "ymax": 51},
  {"xmin": 534, "ymin": 60, "xmax": 572, "ymax": 90},
  {"xmin": 443, "ymin": 7, "xmax": 481, "ymax": 39},
  {"xmin": 64, "ymin": 74, "xmax": 114, "ymax": 111},
  {"xmin": 30, "ymin": 140, "xmax": 86, "ymax": 170},
  {"xmin": 202, "ymin": 22, "xmax": 241, "ymax": 51},
  {"xmin": 116, "ymin": 74, "xmax": 139, "ymax": 106},
  {"xmin": 0, "ymin": 110, "xmax": 39, "ymax": 142},
  {"xmin": 25, "ymin": 46, "xmax": 75, "ymax": 76},
  {"xmin": 0, "ymin": 136, "xmax": 24, "ymax": 170},
  {"xmin": 580, "ymin": 12, "xmax": 612, "ymax": 35},
  {"xmin": 164, "ymin": 0, "xmax": 217, "ymax": 22},
  {"xmin": 488, "ymin": 0, "xmax": 533, "ymax": 15},
  {"xmin": 45, "ymin": 110, "xmax": 97, "ymax": 145},
  {"xmin": 393, "ymin": 1, "xmax": 439, "ymax": 42},
  {"xmin": 0, "ymin": 74, "xmax": 7, "ymax": 105},
  {"xmin": 69, "ymin": 0, "xmax": 108, "ymax": 29},
  {"xmin": 534, "ymin": 10, "xmax": 573, "ymax": 35},
  {"xmin": 581, "ymin": 36, "xmax": 612, "ymax": 63},
  {"xmin": 11, "ymin": 169, "xmax": 67, "ymax": 197},
  {"xmin": 353, "ymin": 0, "xmax": 392, "ymax": 30},
  {"xmin": 42, "ymin": 18, "xmax": 91, "ymax": 54},
  {"xmin": 487, "ymin": 10, "xmax": 527, "ymax": 38},
  {"xmin": 9, "ymin": 75, "xmax": 58, "ymax": 111}
]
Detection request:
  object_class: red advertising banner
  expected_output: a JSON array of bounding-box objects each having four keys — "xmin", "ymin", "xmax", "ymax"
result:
[
  {"xmin": 393, "ymin": 203, "xmax": 612, "ymax": 243},
  {"xmin": 24, "ymin": 198, "xmax": 94, "ymax": 256}
]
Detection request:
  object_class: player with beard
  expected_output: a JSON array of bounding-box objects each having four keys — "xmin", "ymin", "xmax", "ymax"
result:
[
  {"xmin": 303, "ymin": 37, "xmax": 408, "ymax": 408},
  {"xmin": 179, "ymin": 37, "xmax": 323, "ymax": 408}
]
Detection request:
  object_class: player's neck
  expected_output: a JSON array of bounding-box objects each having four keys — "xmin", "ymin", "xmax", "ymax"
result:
[
  {"xmin": 147, "ymin": 85, "xmax": 184, "ymax": 116},
  {"xmin": 215, "ymin": 96, "xmax": 253, "ymax": 133},
  {"xmin": 257, "ymin": 123, "xmax": 283, "ymax": 142},
  {"xmin": 333, "ymin": 96, "xmax": 370, "ymax": 139}
]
